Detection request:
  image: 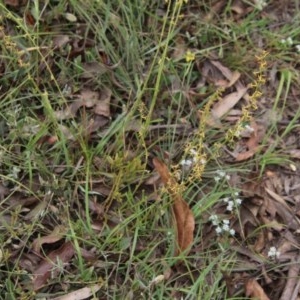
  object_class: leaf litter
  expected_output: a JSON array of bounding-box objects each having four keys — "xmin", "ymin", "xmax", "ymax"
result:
[{"xmin": 1, "ymin": 0, "xmax": 300, "ymax": 299}]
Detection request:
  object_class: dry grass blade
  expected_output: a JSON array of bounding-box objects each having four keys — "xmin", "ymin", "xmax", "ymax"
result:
[{"xmin": 153, "ymin": 157, "xmax": 195, "ymax": 255}]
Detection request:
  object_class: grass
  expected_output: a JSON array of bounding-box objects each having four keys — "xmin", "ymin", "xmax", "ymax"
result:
[{"xmin": 1, "ymin": 0, "xmax": 300, "ymax": 299}]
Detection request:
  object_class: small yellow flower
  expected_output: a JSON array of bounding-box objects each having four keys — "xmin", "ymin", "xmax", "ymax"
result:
[{"xmin": 185, "ymin": 50, "xmax": 195, "ymax": 62}]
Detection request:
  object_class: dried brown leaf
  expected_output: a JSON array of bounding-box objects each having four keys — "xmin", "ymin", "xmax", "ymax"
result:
[
  {"xmin": 209, "ymin": 60, "xmax": 249, "ymax": 99},
  {"xmin": 78, "ymin": 90, "xmax": 100, "ymax": 105},
  {"xmin": 211, "ymin": 87, "xmax": 248, "ymax": 119},
  {"xmin": 94, "ymin": 87, "xmax": 111, "ymax": 117},
  {"xmin": 89, "ymin": 199, "xmax": 104, "ymax": 216},
  {"xmin": 204, "ymin": 1, "xmax": 226, "ymax": 21},
  {"xmin": 53, "ymin": 35, "xmax": 70, "ymax": 49},
  {"xmin": 152, "ymin": 158, "xmax": 195, "ymax": 255},
  {"xmin": 33, "ymin": 241, "xmax": 75, "ymax": 290},
  {"xmin": 86, "ymin": 115, "xmax": 109, "ymax": 134},
  {"xmin": 209, "ymin": 60, "xmax": 237, "ymax": 82},
  {"xmin": 245, "ymin": 278, "xmax": 270, "ymax": 300},
  {"xmin": 289, "ymin": 149, "xmax": 300, "ymax": 159},
  {"xmin": 253, "ymin": 230, "xmax": 266, "ymax": 252},
  {"xmin": 81, "ymin": 62, "xmax": 108, "ymax": 78},
  {"xmin": 280, "ymin": 255, "xmax": 300, "ymax": 300},
  {"xmin": 55, "ymin": 93, "xmax": 94, "ymax": 120},
  {"xmin": 214, "ymin": 71, "xmax": 241, "ymax": 88},
  {"xmin": 232, "ymin": 246, "xmax": 264, "ymax": 264},
  {"xmin": 51, "ymin": 284, "xmax": 102, "ymax": 300},
  {"xmin": 55, "ymin": 88, "xmax": 111, "ymax": 121},
  {"xmin": 246, "ymin": 122, "xmax": 259, "ymax": 149},
  {"xmin": 0, "ymin": 183, "xmax": 9, "ymax": 200},
  {"xmin": 227, "ymin": 71, "xmax": 241, "ymax": 88},
  {"xmin": 235, "ymin": 203, "xmax": 259, "ymax": 239},
  {"xmin": 5, "ymin": 0, "xmax": 27, "ymax": 6},
  {"xmin": 231, "ymin": 0, "xmax": 245, "ymax": 14},
  {"xmin": 32, "ymin": 225, "xmax": 67, "ymax": 255},
  {"xmin": 265, "ymin": 188, "xmax": 293, "ymax": 213},
  {"xmin": 235, "ymin": 122, "xmax": 259, "ymax": 161},
  {"xmin": 172, "ymin": 37, "xmax": 187, "ymax": 60},
  {"xmin": 235, "ymin": 148, "xmax": 258, "ymax": 162},
  {"xmin": 23, "ymin": 200, "xmax": 48, "ymax": 221},
  {"xmin": 58, "ymin": 124, "xmax": 76, "ymax": 141}
]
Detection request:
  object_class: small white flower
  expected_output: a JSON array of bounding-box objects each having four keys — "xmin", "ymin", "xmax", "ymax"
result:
[
  {"xmin": 215, "ymin": 226, "xmax": 222, "ymax": 234},
  {"xmin": 214, "ymin": 176, "xmax": 221, "ymax": 182},
  {"xmin": 222, "ymin": 224, "xmax": 230, "ymax": 231},
  {"xmin": 286, "ymin": 37, "xmax": 293, "ymax": 45},
  {"xmin": 180, "ymin": 159, "xmax": 193, "ymax": 167},
  {"xmin": 209, "ymin": 215, "xmax": 218, "ymax": 221},
  {"xmin": 245, "ymin": 124, "xmax": 255, "ymax": 132},
  {"xmin": 200, "ymin": 158, "xmax": 206, "ymax": 164},
  {"xmin": 217, "ymin": 170, "xmax": 226, "ymax": 177},
  {"xmin": 296, "ymin": 45, "xmax": 300, "ymax": 52},
  {"xmin": 150, "ymin": 274, "xmax": 165, "ymax": 285},
  {"xmin": 190, "ymin": 148, "xmax": 197, "ymax": 156},
  {"xmin": 226, "ymin": 201, "xmax": 234, "ymax": 211},
  {"xmin": 9, "ymin": 166, "xmax": 21, "ymax": 179},
  {"xmin": 268, "ymin": 246, "xmax": 280, "ymax": 259},
  {"xmin": 223, "ymin": 219, "xmax": 230, "ymax": 225},
  {"xmin": 234, "ymin": 191, "xmax": 239, "ymax": 196},
  {"xmin": 223, "ymin": 197, "xmax": 230, "ymax": 203},
  {"xmin": 209, "ymin": 215, "xmax": 219, "ymax": 226},
  {"xmin": 229, "ymin": 229, "xmax": 235, "ymax": 236},
  {"xmin": 236, "ymin": 198, "xmax": 242, "ymax": 205},
  {"xmin": 255, "ymin": 0, "xmax": 267, "ymax": 10},
  {"xmin": 215, "ymin": 170, "xmax": 230, "ymax": 181},
  {"xmin": 281, "ymin": 39, "xmax": 286, "ymax": 44}
]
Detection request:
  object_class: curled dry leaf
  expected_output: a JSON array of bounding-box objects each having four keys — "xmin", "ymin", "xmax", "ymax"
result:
[
  {"xmin": 33, "ymin": 241, "xmax": 75, "ymax": 290},
  {"xmin": 152, "ymin": 157, "xmax": 195, "ymax": 255},
  {"xmin": 245, "ymin": 278, "xmax": 270, "ymax": 300},
  {"xmin": 32, "ymin": 225, "xmax": 67, "ymax": 255}
]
